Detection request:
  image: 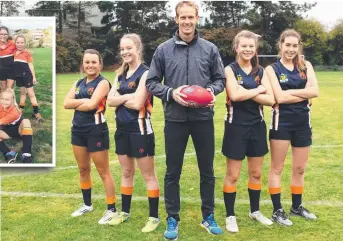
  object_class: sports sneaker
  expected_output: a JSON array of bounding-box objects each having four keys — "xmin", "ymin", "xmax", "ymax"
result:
[
  {"xmin": 71, "ymin": 204, "xmax": 93, "ymax": 217},
  {"xmin": 290, "ymin": 205, "xmax": 317, "ymax": 220},
  {"xmin": 32, "ymin": 113, "xmax": 44, "ymax": 122},
  {"xmin": 225, "ymin": 216, "xmax": 239, "ymax": 233},
  {"xmin": 141, "ymin": 217, "xmax": 160, "ymax": 233},
  {"xmin": 22, "ymin": 154, "xmax": 33, "ymax": 163},
  {"xmin": 108, "ymin": 211, "xmax": 130, "ymax": 225},
  {"xmin": 98, "ymin": 210, "xmax": 118, "ymax": 224},
  {"xmin": 271, "ymin": 209, "xmax": 293, "ymax": 226},
  {"xmin": 6, "ymin": 151, "xmax": 18, "ymax": 164},
  {"xmin": 200, "ymin": 214, "xmax": 223, "ymax": 235},
  {"xmin": 164, "ymin": 217, "xmax": 178, "ymax": 240},
  {"xmin": 249, "ymin": 211, "xmax": 273, "ymax": 225}
]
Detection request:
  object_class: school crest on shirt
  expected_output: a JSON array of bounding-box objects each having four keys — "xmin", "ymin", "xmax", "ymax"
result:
[
  {"xmin": 299, "ymin": 71, "xmax": 307, "ymax": 80},
  {"xmin": 255, "ymin": 75, "xmax": 261, "ymax": 85},
  {"xmin": 237, "ymin": 74, "xmax": 243, "ymax": 85},
  {"xmin": 87, "ymin": 87, "xmax": 95, "ymax": 95},
  {"xmin": 280, "ymin": 73, "xmax": 288, "ymax": 83},
  {"xmin": 128, "ymin": 81, "xmax": 136, "ymax": 88}
]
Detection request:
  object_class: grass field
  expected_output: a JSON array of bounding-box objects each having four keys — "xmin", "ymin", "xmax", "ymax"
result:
[
  {"xmin": 1, "ymin": 47, "xmax": 53, "ymax": 164},
  {"xmin": 1, "ymin": 71, "xmax": 343, "ymax": 240}
]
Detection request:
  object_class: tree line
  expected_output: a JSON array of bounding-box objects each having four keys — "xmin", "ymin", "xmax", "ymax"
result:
[{"xmin": 2, "ymin": 1, "xmax": 342, "ymax": 73}]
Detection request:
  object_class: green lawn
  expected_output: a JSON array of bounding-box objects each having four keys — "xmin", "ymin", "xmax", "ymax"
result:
[
  {"xmin": 3, "ymin": 47, "xmax": 53, "ymax": 164},
  {"xmin": 1, "ymin": 71, "xmax": 342, "ymax": 240}
]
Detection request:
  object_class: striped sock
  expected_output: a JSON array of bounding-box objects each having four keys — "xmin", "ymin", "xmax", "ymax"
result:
[
  {"xmin": 0, "ymin": 141, "xmax": 10, "ymax": 156},
  {"xmin": 106, "ymin": 196, "xmax": 117, "ymax": 212},
  {"xmin": 148, "ymin": 189, "xmax": 160, "ymax": 218},
  {"xmin": 248, "ymin": 182, "xmax": 261, "ymax": 213},
  {"xmin": 291, "ymin": 186, "xmax": 303, "ymax": 209},
  {"xmin": 223, "ymin": 185, "xmax": 236, "ymax": 217},
  {"xmin": 21, "ymin": 127, "xmax": 33, "ymax": 154},
  {"xmin": 20, "ymin": 101, "xmax": 25, "ymax": 110},
  {"xmin": 32, "ymin": 105, "xmax": 39, "ymax": 114},
  {"xmin": 269, "ymin": 187, "xmax": 282, "ymax": 212},
  {"xmin": 121, "ymin": 186, "xmax": 133, "ymax": 213},
  {"xmin": 80, "ymin": 180, "xmax": 92, "ymax": 206}
]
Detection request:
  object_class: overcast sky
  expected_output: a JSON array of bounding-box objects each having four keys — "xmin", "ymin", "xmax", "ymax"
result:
[
  {"xmin": 0, "ymin": 17, "xmax": 54, "ymax": 30},
  {"xmin": 11, "ymin": 0, "xmax": 343, "ymax": 31}
]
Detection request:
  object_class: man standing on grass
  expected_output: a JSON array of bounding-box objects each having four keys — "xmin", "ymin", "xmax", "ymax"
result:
[{"xmin": 145, "ymin": 1, "xmax": 225, "ymax": 240}]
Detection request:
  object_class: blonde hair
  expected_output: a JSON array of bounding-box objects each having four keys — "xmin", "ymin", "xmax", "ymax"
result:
[
  {"xmin": 80, "ymin": 49, "xmax": 103, "ymax": 73},
  {"xmin": 233, "ymin": 30, "xmax": 260, "ymax": 75},
  {"xmin": 14, "ymin": 34, "xmax": 26, "ymax": 44},
  {"xmin": 277, "ymin": 29, "xmax": 305, "ymax": 71},
  {"xmin": 116, "ymin": 33, "xmax": 144, "ymax": 77},
  {"xmin": 1, "ymin": 88, "xmax": 20, "ymax": 112},
  {"xmin": 175, "ymin": 0, "xmax": 199, "ymax": 17}
]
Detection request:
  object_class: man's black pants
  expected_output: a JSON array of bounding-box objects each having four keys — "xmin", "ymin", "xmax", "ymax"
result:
[{"xmin": 164, "ymin": 119, "xmax": 215, "ymax": 221}]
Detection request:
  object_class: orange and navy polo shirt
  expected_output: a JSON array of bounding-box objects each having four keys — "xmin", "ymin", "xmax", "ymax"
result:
[
  {"xmin": 0, "ymin": 40, "xmax": 15, "ymax": 69},
  {"xmin": 13, "ymin": 49, "xmax": 33, "ymax": 77}
]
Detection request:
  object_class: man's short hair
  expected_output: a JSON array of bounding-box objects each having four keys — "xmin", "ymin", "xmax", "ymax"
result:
[{"xmin": 175, "ymin": 1, "xmax": 199, "ymax": 17}]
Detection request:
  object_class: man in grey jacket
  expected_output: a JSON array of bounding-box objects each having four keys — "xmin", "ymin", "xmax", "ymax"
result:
[{"xmin": 145, "ymin": 1, "xmax": 225, "ymax": 239}]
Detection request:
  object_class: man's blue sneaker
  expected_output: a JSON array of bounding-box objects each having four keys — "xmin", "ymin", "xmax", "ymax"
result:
[
  {"xmin": 200, "ymin": 214, "xmax": 223, "ymax": 235},
  {"xmin": 6, "ymin": 151, "xmax": 18, "ymax": 164},
  {"xmin": 164, "ymin": 217, "xmax": 178, "ymax": 240}
]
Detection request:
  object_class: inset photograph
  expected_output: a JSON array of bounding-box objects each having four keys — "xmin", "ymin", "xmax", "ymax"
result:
[{"xmin": 0, "ymin": 17, "xmax": 55, "ymax": 167}]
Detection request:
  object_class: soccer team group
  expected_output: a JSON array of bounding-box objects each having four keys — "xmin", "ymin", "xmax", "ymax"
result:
[
  {"xmin": 64, "ymin": 1, "xmax": 319, "ymax": 240},
  {"xmin": 0, "ymin": 26, "xmax": 44, "ymax": 164}
]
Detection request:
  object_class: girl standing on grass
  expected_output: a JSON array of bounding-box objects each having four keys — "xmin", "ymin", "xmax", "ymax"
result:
[
  {"xmin": 107, "ymin": 33, "xmax": 160, "ymax": 233},
  {"xmin": 0, "ymin": 88, "xmax": 33, "ymax": 163},
  {"xmin": 0, "ymin": 26, "xmax": 16, "ymax": 90},
  {"xmin": 63, "ymin": 49, "xmax": 117, "ymax": 225},
  {"xmin": 13, "ymin": 35, "xmax": 44, "ymax": 121},
  {"xmin": 222, "ymin": 30, "xmax": 275, "ymax": 233},
  {"xmin": 266, "ymin": 29, "xmax": 319, "ymax": 226}
]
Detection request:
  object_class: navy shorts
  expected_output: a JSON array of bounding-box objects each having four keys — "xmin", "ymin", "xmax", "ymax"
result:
[
  {"xmin": 115, "ymin": 131, "xmax": 155, "ymax": 158},
  {"xmin": 1, "ymin": 120, "xmax": 22, "ymax": 138},
  {"xmin": 269, "ymin": 128, "xmax": 312, "ymax": 147},
  {"xmin": 222, "ymin": 121, "xmax": 269, "ymax": 160},
  {"xmin": 0, "ymin": 68, "xmax": 14, "ymax": 81},
  {"xmin": 71, "ymin": 123, "xmax": 109, "ymax": 152},
  {"xmin": 15, "ymin": 75, "xmax": 34, "ymax": 88}
]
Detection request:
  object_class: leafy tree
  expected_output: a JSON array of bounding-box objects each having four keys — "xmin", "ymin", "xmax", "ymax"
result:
[
  {"xmin": 203, "ymin": 1, "xmax": 248, "ymax": 28},
  {"xmin": 327, "ymin": 20, "xmax": 343, "ymax": 66},
  {"xmin": 295, "ymin": 19, "xmax": 327, "ymax": 65},
  {"xmin": 0, "ymin": 1, "xmax": 23, "ymax": 16}
]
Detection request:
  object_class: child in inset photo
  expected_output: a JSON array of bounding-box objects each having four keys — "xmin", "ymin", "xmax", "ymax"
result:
[
  {"xmin": 13, "ymin": 34, "xmax": 44, "ymax": 121},
  {"xmin": 0, "ymin": 88, "xmax": 33, "ymax": 163}
]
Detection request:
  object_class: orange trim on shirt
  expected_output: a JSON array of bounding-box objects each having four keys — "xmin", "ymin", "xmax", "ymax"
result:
[{"xmin": 14, "ymin": 49, "xmax": 32, "ymax": 63}]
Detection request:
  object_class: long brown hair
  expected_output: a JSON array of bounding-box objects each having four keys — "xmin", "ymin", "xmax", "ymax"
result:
[
  {"xmin": 233, "ymin": 30, "xmax": 260, "ymax": 75},
  {"xmin": 79, "ymin": 49, "xmax": 103, "ymax": 73},
  {"xmin": 116, "ymin": 33, "xmax": 144, "ymax": 77},
  {"xmin": 277, "ymin": 29, "xmax": 305, "ymax": 71}
]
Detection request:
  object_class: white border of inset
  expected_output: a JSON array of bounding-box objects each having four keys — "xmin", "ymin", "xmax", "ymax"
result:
[{"xmin": 0, "ymin": 16, "xmax": 56, "ymax": 168}]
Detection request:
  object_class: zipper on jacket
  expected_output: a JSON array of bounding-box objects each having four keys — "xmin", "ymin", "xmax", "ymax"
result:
[{"xmin": 186, "ymin": 45, "xmax": 189, "ymax": 120}]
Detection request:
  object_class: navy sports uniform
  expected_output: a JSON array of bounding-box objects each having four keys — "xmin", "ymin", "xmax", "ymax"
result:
[
  {"xmin": 71, "ymin": 74, "xmax": 110, "ymax": 152},
  {"xmin": 222, "ymin": 62, "xmax": 268, "ymax": 160},
  {"xmin": 114, "ymin": 64, "xmax": 155, "ymax": 158},
  {"xmin": 13, "ymin": 49, "xmax": 34, "ymax": 88},
  {"xmin": 0, "ymin": 40, "xmax": 15, "ymax": 81},
  {"xmin": 269, "ymin": 60, "xmax": 312, "ymax": 147}
]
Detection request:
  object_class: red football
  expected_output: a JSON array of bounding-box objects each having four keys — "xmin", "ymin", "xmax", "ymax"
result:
[{"xmin": 180, "ymin": 85, "xmax": 213, "ymax": 107}]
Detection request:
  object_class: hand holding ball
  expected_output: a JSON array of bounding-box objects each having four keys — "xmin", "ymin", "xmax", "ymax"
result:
[{"xmin": 179, "ymin": 85, "xmax": 214, "ymax": 107}]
